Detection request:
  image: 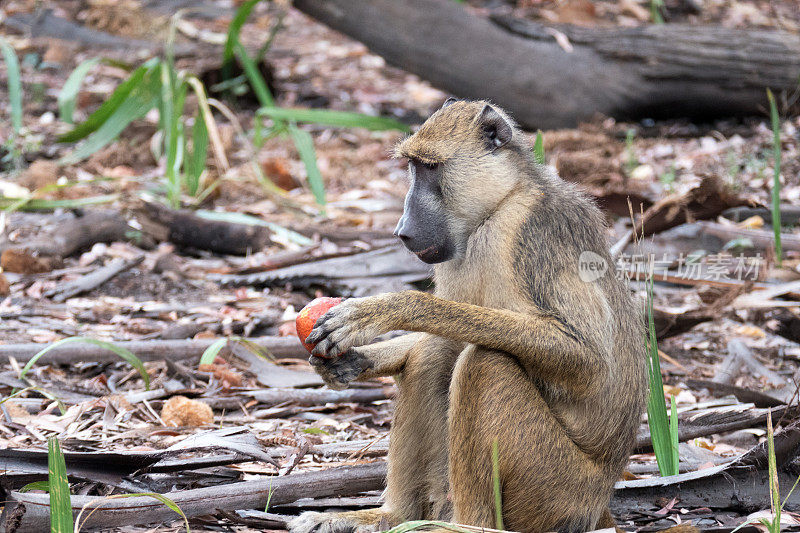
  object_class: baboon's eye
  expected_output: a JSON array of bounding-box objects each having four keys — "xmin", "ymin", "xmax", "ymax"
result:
[{"xmin": 424, "ymin": 162, "xmax": 438, "ymax": 171}]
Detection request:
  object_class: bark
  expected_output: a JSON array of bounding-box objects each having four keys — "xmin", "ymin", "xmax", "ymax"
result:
[
  {"xmin": 134, "ymin": 202, "xmax": 271, "ymax": 255},
  {"xmin": 0, "ymin": 336, "xmax": 308, "ymax": 365},
  {"xmin": 293, "ymin": 0, "xmax": 800, "ymax": 129},
  {"xmin": 2, "ymin": 463, "xmax": 387, "ymax": 533},
  {"xmin": 3, "ymin": 210, "xmax": 138, "ymax": 258}
]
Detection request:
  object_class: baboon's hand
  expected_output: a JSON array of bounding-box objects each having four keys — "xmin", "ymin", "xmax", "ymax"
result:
[
  {"xmin": 309, "ymin": 348, "xmax": 373, "ymax": 390},
  {"xmin": 306, "ymin": 297, "xmax": 390, "ymax": 358}
]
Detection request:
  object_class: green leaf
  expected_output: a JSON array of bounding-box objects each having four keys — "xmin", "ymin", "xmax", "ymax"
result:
[
  {"xmin": 0, "ymin": 195, "xmax": 117, "ymax": 212},
  {"xmin": 288, "ymin": 124, "xmax": 326, "ymax": 206},
  {"xmin": 650, "ymin": 0, "xmax": 665, "ymax": 24},
  {"xmin": 222, "ymin": 0, "xmax": 262, "ymax": 78},
  {"xmin": 58, "ymin": 58, "xmax": 101, "ymax": 124},
  {"xmin": 59, "ymin": 58, "xmax": 159, "ymax": 143},
  {"xmin": 669, "ymin": 396, "xmax": 679, "ymax": 473},
  {"xmin": 0, "ymin": 37, "xmax": 23, "ymax": 134},
  {"xmin": 1, "ymin": 386, "xmax": 67, "ymax": 415},
  {"xmin": 194, "ymin": 210, "xmax": 313, "ymax": 246},
  {"xmin": 20, "ymin": 480, "xmax": 50, "ymax": 493},
  {"xmin": 767, "ymin": 89, "xmax": 782, "ymax": 267},
  {"xmin": 48, "ymin": 437, "xmax": 73, "ymax": 533},
  {"xmin": 646, "ymin": 276, "xmax": 677, "ymax": 477},
  {"xmin": 302, "ymin": 427, "xmax": 329, "ymax": 435},
  {"xmin": 185, "ymin": 111, "xmax": 209, "ymax": 196},
  {"xmin": 767, "ymin": 411, "xmax": 779, "ymax": 523},
  {"xmin": 256, "ymin": 107, "xmax": 410, "ymax": 132},
  {"xmin": 533, "ymin": 130, "xmax": 545, "ymax": 165},
  {"xmin": 59, "ymin": 66, "xmax": 161, "ymax": 164},
  {"xmin": 199, "ymin": 338, "xmax": 228, "ymax": 367},
  {"xmin": 76, "ymin": 493, "xmax": 190, "ymax": 532},
  {"xmin": 234, "ymin": 41, "xmax": 274, "ymax": 108},
  {"xmin": 491, "ymin": 438, "xmax": 504, "ymax": 531},
  {"xmin": 20, "ymin": 337, "xmax": 150, "ymax": 390},
  {"xmin": 160, "ymin": 61, "xmax": 187, "ymax": 208}
]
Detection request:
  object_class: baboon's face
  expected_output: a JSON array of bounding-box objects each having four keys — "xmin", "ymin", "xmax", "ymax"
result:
[
  {"xmin": 393, "ymin": 158, "xmax": 455, "ymax": 264},
  {"xmin": 394, "ymin": 99, "xmax": 517, "ymax": 264}
]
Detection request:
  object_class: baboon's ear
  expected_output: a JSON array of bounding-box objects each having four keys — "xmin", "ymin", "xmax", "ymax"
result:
[
  {"xmin": 441, "ymin": 97, "xmax": 458, "ymax": 109},
  {"xmin": 478, "ymin": 105, "xmax": 512, "ymax": 149}
]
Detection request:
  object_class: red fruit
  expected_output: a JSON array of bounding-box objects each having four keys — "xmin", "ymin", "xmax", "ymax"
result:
[{"xmin": 296, "ymin": 297, "xmax": 342, "ymax": 354}]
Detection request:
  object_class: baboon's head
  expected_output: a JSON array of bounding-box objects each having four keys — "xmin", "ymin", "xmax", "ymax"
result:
[{"xmin": 393, "ymin": 98, "xmax": 527, "ymax": 264}]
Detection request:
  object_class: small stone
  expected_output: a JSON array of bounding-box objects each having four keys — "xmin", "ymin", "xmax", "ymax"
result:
[
  {"xmin": 630, "ymin": 164, "xmax": 655, "ymax": 181},
  {"xmin": 161, "ymin": 396, "xmax": 214, "ymax": 427}
]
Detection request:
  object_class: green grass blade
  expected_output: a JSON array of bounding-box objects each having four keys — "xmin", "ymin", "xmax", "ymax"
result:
[
  {"xmin": 651, "ymin": 0, "xmax": 665, "ymax": 23},
  {"xmin": 185, "ymin": 111, "xmax": 209, "ymax": 196},
  {"xmin": 491, "ymin": 438, "xmax": 504, "ymax": 531},
  {"xmin": 0, "ymin": 195, "xmax": 116, "ymax": 211},
  {"xmin": 20, "ymin": 481, "xmax": 50, "ymax": 493},
  {"xmin": 0, "ymin": 37, "xmax": 23, "ymax": 134},
  {"xmin": 185, "ymin": 75, "xmax": 229, "ymax": 173},
  {"xmin": 1, "ymin": 386, "xmax": 67, "ymax": 415},
  {"xmin": 669, "ymin": 396, "xmax": 679, "ymax": 473},
  {"xmin": 59, "ymin": 58, "xmax": 159, "ymax": 143},
  {"xmin": 59, "ymin": 68, "xmax": 161, "ymax": 164},
  {"xmin": 646, "ymin": 276, "xmax": 677, "ymax": 476},
  {"xmin": 767, "ymin": 89, "xmax": 782, "ymax": 267},
  {"xmin": 160, "ymin": 62, "xmax": 187, "ymax": 208},
  {"xmin": 20, "ymin": 337, "xmax": 150, "ymax": 390},
  {"xmin": 767, "ymin": 411, "xmax": 779, "ymax": 521},
  {"xmin": 48, "ymin": 437, "xmax": 73, "ymax": 533},
  {"xmin": 256, "ymin": 107, "xmax": 410, "ymax": 132},
  {"xmin": 199, "ymin": 338, "xmax": 228, "ymax": 366},
  {"xmin": 289, "ymin": 124, "xmax": 326, "ymax": 206},
  {"xmin": 234, "ymin": 41, "xmax": 274, "ymax": 107},
  {"xmin": 58, "ymin": 58, "xmax": 101, "ymax": 124},
  {"xmin": 76, "ymin": 493, "xmax": 190, "ymax": 532},
  {"xmin": 223, "ymin": 0, "xmax": 262, "ymax": 78},
  {"xmin": 533, "ymin": 130, "xmax": 545, "ymax": 165}
]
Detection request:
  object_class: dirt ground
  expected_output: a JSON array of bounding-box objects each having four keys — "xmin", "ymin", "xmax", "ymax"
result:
[{"xmin": 1, "ymin": 0, "xmax": 800, "ymax": 531}]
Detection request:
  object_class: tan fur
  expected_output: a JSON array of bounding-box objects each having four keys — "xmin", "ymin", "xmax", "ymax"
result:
[{"xmin": 289, "ymin": 101, "xmax": 659, "ymax": 533}]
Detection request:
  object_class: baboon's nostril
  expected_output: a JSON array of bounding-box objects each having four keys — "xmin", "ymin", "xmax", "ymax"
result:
[{"xmin": 394, "ymin": 218, "xmax": 410, "ymax": 240}]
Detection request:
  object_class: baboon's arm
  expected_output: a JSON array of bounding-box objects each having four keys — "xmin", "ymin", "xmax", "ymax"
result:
[{"xmin": 307, "ymin": 291, "xmax": 609, "ymax": 398}]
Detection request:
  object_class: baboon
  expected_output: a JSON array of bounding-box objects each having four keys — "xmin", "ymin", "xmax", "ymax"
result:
[{"xmin": 289, "ymin": 99, "xmax": 647, "ymax": 533}]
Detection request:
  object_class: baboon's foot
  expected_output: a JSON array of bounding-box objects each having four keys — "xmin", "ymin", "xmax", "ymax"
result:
[{"xmin": 287, "ymin": 509, "xmax": 392, "ymax": 533}]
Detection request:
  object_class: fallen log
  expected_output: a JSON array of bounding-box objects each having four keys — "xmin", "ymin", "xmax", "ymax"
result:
[
  {"xmin": 615, "ymin": 418, "xmax": 800, "ymax": 516},
  {"xmin": 0, "ymin": 336, "xmax": 308, "ymax": 365},
  {"xmin": 1, "ymin": 462, "xmax": 387, "ymax": 532},
  {"xmin": 293, "ymin": 0, "xmax": 800, "ymax": 129},
  {"xmin": 243, "ymin": 387, "xmax": 394, "ymax": 406},
  {"xmin": 2, "ymin": 210, "xmax": 139, "ymax": 259},
  {"xmin": 700, "ymin": 221, "xmax": 800, "ymax": 254},
  {"xmin": 634, "ymin": 404, "xmax": 797, "ymax": 453},
  {"xmin": 134, "ymin": 202, "xmax": 271, "ymax": 255}
]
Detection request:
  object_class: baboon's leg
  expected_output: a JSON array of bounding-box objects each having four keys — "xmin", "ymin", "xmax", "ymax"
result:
[
  {"xmin": 358, "ymin": 333, "xmax": 426, "ymax": 379},
  {"xmin": 309, "ymin": 333, "xmax": 423, "ymax": 390},
  {"xmin": 289, "ymin": 335, "xmax": 460, "ymax": 533},
  {"xmin": 385, "ymin": 335, "xmax": 461, "ymax": 520},
  {"xmin": 448, "ymin": 347, "xmax": 612, "ymax": 533},
  {"xmin": 597, "ymin": 508, "xmax": 618, "ymax": 529}
]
